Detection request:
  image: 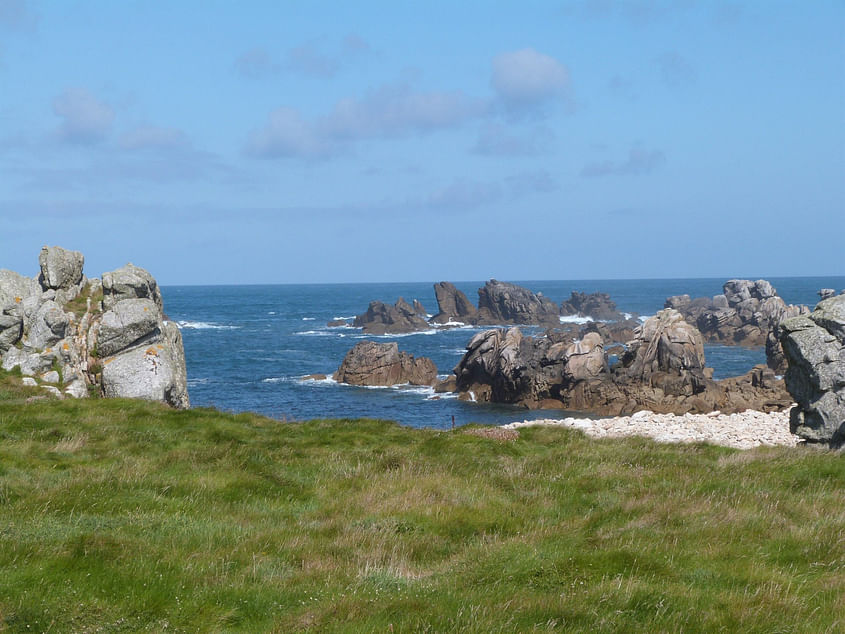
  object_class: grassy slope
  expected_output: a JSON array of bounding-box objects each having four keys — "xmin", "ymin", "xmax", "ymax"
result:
[{"xmin": 0, "ymin": 371, "xmax": 843, "ymax": 632}]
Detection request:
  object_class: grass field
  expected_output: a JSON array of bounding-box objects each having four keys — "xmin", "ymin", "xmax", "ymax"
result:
[{"xmin": 0, "ymin": 370, "xmax": 843, "ymax": 632}]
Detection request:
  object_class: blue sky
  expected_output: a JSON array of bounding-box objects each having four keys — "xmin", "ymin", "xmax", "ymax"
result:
[{"xmin": 1, "ymin": 0, "xmax": 843, "ymax": 284}]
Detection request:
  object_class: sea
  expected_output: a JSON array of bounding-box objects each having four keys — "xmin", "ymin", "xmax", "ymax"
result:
[{"xmin": 161, "ymin": 277, "xmax": 845, "ymax": 430}]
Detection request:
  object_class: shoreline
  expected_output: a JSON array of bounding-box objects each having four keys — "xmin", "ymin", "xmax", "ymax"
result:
[{"xmin": 504, "ymin": 408, "xmax": 801, "ymax": 450}]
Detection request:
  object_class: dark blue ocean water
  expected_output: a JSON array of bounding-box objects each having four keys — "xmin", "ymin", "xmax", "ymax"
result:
[{"xmin": 162, "ymin": 277, "xmax": 845, "ymax": 429}]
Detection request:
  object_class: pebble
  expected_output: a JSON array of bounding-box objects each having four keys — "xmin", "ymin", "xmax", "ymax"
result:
[{"xmin": 504, "ymin": 408, "xmax": 801, "ymax": 450}]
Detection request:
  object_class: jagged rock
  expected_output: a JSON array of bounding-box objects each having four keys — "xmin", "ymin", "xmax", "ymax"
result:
[
  {"xmin": 26, "ymin": 301, "xmax": 70, "ymax": 350},
  {"xmin": 431, "ymin": 282, "xmax": 477, "ymax": 324},
  {"xmin": 102, "ymin": 263, "xmax": 164, "ymax": 312},
  {"xmin": 819, "ymin": 288, "xmax": 836, "ymax": 301},
  {"xmin": 580, "ymin": 319, "xmax": 639, "ymax": 345},
  {"xmin": 0, "ymin": 314, "xmax": 23, "ymax": 353},
  {"xmin": 0, "ymin": 270, "xmax": 41, "ymax": 351},
  {"xmin": 327, "ymin": 319, "xmax": 349, "ymax": 327},
  {"xmin": 560, "ymin": 291, "xmax": 622, "ymax": 321},
  {"xmin": 1, "ymin": 347, "xmax": 53, "ymax": 376},
  {"xmin": 334, "ymin": 341, "xmax": 437, "ymax": 386},
  {"xmin": 450, "ymin": 311, "xmax": 790, "ymax": 416},
  {"xmin": 412, "ymin": 299, "xmax": 427, "ymax": 317},
  {"xmin": 38, "ymin": 246, "xmax": 84, "ymax": 291},
  {"xmin": 780, "ymin": 296, "xmax": 845, "ymax": 446},
  {"xmin": 96, "ymin": 298, "xmax": 161, "ymax": 358},
  {"xmin": 475, "ymin": 280, "xmax": 560, "ymax": 326},
  {"xmin": 353, "ymin": 298, "xmax": 430, "ymax": 334}
]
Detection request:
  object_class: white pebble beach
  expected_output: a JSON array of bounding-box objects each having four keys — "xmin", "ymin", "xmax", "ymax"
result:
[{"xmin": 504, "ymin": 408, "xmax": 801, "ymax": 450}]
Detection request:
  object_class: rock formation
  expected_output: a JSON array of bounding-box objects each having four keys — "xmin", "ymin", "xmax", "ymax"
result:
[
  {"xmin": 0, "ymin": 246, "xmax": 189, "ymax": 408},
  {"xmin": 779, "ymin": 295, "xmax": 845, "ymax": 447},
  {"xmin": 666, "ymin": 279, "xmax": 808, "ymax": 373},
  {"xmin": 431, "ymin": 281, "xmax": 477, "ymax": 324},
  {"xmin": 475, "ymin": 279, "xmax": 560, "ymax": 326},
  {"xmin": 334, "ymin": 341, "xmax": 437, "ymax": 387},
  {"xmin": 450, "ymin": 309, "xmax": 791, "ymax": 416},
  {"xmin": 560, "ymin": 291, "xmax": 623, "ymax": 321},
  {"xmin": 353, "ymin": 298, "xmax": 430, "ymax": 334}
]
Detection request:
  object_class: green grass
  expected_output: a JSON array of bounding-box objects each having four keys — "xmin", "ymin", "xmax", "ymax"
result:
[{"xmin": 0, "ymin": 369, "xmax": 843, "ymax": 632}]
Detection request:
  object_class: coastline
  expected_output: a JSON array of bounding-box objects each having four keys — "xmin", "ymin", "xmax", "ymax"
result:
[{"xmin": 506, "ymin": 407, "xmax": 801, "ymax": 450}]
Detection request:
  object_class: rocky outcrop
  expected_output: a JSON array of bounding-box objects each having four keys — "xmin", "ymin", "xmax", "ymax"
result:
[
  {"xmin": 353, "ymin": 298, "xmax": 430, "ymax": 334},
  {"xmin": 102, "ymin": 263, "xmax": 164, "ymax": 312},
  {"xmin": 450, "ymin": 309, "xmax": 791, "ymax": 416},
  {"xmin": 431, "ymin": 282, "xmax": 477, "ymax": 324},
  {"xmin": 667, "ymin": 279, "xmax": 808, "ymax": 373},
  {"xmin": 475, "ymin": 279, "xmax": 560, "ymax": 326},
  {"xmin": 779, "ymin": 296, "xmax": 845, "ymax": 447},
  {"xmin": 334, "ymin": 341, "xmax": 437, "ymax": 387},
  {"xmin": 0, "ymin": 247, "xmax": 189, "ymax": 408},
  {"xmin": 560, "ymin": 291, "xmax": 623, "ymax": 321}
]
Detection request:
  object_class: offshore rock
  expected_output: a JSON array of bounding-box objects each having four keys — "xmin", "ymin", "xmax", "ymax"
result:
[
  {"xmin": 334, "ymin": 341, "xmax": 437, "ymax": 387},
  {"xmin": 431, "ymin": 281, "xmax": 477, "ymax": 324},
  {"xmin": 353, "ymin": 298, "xmax": 430, "ymax": 334},
  {"xmin": 780, "ymin": 295, "xmax": 845, "ymax": 446},
  {"xmin": 560, "ymin": 291, "xmax": 623, "ymax": 321},
  {"xmin": 475, "ymin": 279, "xmax": 560, "ymax": 326}
]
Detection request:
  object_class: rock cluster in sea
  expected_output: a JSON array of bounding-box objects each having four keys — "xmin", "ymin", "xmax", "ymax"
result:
[
  {"xmin": 666, "ymin": 279, "xmax": 808, "ymax": 373},
  {"xmin": 451, "ymin": 308, "xmax": 790, "ymax": 416},
  {"xmin": 0, "ymin": 246, "xmax": 189, "ymax": 408},
  {"xmin": 779, "ymin": 295, "xmax": 845, "ymax": 447},
  {"xmin": 333, "ymin": 341, "xmax": 437, "ymax": 387}
]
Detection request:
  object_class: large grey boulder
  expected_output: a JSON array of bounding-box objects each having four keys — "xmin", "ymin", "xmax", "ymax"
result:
[
  {"xmin": 334, "ymin": 341, "xmax": 437, "ymax": 386},
  {"xmin": 101, "ymin": 329, "xmax": 190, "ymax": 409},
  {"xmin": 431, "ymin": 282, "xmax": 477, "ymax": 324},
  {"xmin": 102, "ymin": 263, "xmax": 164, "ymax": 312},
  {"xmin": 38, "ymin": 246, "xmax": 84, "ymax": 291},
  {"xmin": 780, "ymin": 295, "xmax": 845, "ymax": 446},
  {"xmin": 1, "ymin": 347, "xmax": 54, "ymax": 376},
  {"xmin": 475, "ymin": 280, "xmax": 560, "ymax": 326},
  {"xmin": 97, "ymin": 298, "xmax": 161, "ymax": 358},
  {"xmin": 26, "ymin": 300, "xmax": 70, "ymax": 350}
]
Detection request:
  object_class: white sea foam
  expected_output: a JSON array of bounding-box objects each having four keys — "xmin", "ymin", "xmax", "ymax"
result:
[
  {"xmin": 268, "ymin": 311, "xmax": 276, "ymax": 315},
  {"xmin": 294, "ymin": 330, "xmax": 342, "ymax": 337},
  {"xmin": 333, "ymin": 315, "xmax": 355, "ymax": 321},
  {"xmin": 297, "ymin": 374, "xmax": 338, "ymax": 386},
  {"xmin": 262, "ymin": 377, "xmax": 287, "ymax": 384},
  {"xmin": 176, "ymin": 320, "xmax": 240, "ymax": 330},
  {"xmin": 559, "ymin": 315, "xmax": 594, "ymax": 324},
  {"xmin": 353, "ymin": 329, "xmax": 438, "ymax": 339},
  {"xmin": 623, "ymin": 312, "xmax": 632, "ymax": 320},
  {"xmin": 302, "ymin": 317, "xmax": 315, "ymax": 321},
  {"xmin": 638, "ymin": 315, "xmax": 654, "ymax": 324}
]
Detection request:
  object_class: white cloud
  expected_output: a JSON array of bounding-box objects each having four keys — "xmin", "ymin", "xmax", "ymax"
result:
[
  {"xmin": 52, "ymin": 88, "xmax": 114, "ymax": 145},
  {"xmin": 234, "ymin": 47, "xmax": 280, "ymax": 79},
  {"xmin": 119, "ymin": 125, "xmax": 189, "ymax": 151},
  {"xmin": 581, "ymin": 144, "xmax": 666, "ymax": 177},
  {"xmin": 247, "ymin": 82, "xmax": 484, "ymax": 159},
  {"xmin": 245, "ymin": 107, "xmax": 334, "ymax": 159},
  {"xmin": 491, "ymin": 48, "xmax": 570, "ymax": 109},
  {"xmin": 472, "ymin": 123, "xmax": 553, "ymax": 156}
]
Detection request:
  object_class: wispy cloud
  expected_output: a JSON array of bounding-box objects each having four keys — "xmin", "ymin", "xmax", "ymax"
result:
[
  {"xmin": 52, "ymin": 88, "xmax": 114, "ymax": 145},
  {"xmin": 235, "ymin": 34, "xmax": 373, "ymax": 80},
  {"xmin": 246, "ymin": 81, "xmax": 485, "ymax": 159},
  {"xmin": 472, "ymin": 123, "xmax": 554, "ymax": 156},
  {"xmin": 491, "ymin": 48, "xmax": 571, "ymax": 112},
  {"xmin": 581, "ymin": 144, "xmax": 665, "ymax": 177},
  {"xmin": 656, "ymin": 51, "xmax": 697, "ymax": 88}
]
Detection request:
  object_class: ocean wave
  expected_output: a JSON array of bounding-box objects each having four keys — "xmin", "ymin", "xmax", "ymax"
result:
[
  {"xmin": 268, "ymin": 311, "xmax": 276, "ymax": 315},
  {"xmin": 559, "ymin": 315, "xmax": 594, "ymax": 324},
  {"xmin": 333, "ymin": 315, "xmax": 355, "ymax": 321},
  {"xmin": 296, "ymin": 375, "xmax": 457, "ymax": 400},
  {"xmin": 302, "ymin": 317, "xmax": 315, "ymax": 321},
  {"xmin": 353, "ymin": 329, "xmax": 439, "ymax": 339},
  {"xmin": 297, "ymin": 374, "xmax": 338, "ymax": 386},
  {"xmin": 176, "ymin": 320, "xmax": 240, "ymax": 330}
]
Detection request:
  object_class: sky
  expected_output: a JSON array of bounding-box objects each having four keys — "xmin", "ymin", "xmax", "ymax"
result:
[{"xmin": 1, "ymin": 0, "xmax": 843, "ymax": 285}]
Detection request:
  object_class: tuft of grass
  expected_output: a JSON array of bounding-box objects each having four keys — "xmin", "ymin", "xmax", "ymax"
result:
[
  {"xmin": 0, "ymin": 388, "xmax": 842, "ymax": 631},
  {"xmin": 63, "ymin": 281, "xmax": 104, "ymax": 319}
]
